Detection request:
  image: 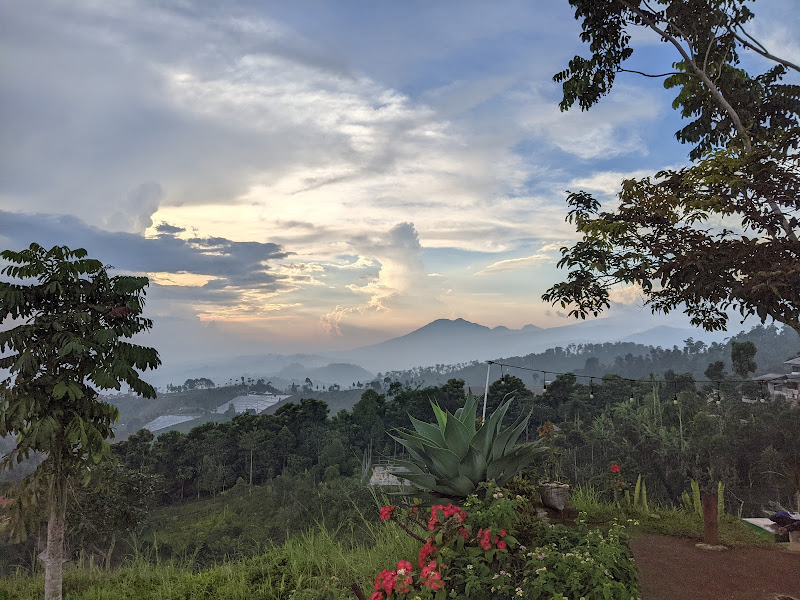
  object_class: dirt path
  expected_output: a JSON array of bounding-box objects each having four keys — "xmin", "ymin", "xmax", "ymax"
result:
[{"xmin": 629, "ymin": 534, "xmax": 800, "ymax": 600}]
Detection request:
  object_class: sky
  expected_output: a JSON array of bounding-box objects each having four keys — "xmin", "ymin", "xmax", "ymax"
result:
[{"xmin": 1, "ymin": 1, "xmax": 798, "ymax": 370}]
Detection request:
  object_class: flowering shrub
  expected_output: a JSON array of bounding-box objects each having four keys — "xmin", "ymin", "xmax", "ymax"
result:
[
  {"xmin": 518, "ymin": 518, "xmax": 640, "ymax": 600},
  {"xmin": 369, "ymin": 483, "xmax": 640, "ymax": 600}
]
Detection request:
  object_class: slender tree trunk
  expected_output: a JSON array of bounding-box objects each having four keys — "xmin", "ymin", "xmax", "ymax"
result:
[{"xmin": 40, "ymin": 475, "xmax": 67, "ymax": 600}]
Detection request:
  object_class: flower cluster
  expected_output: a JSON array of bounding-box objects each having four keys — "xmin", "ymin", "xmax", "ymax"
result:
[
  {"xmin": 380, "ymin": 505, "xmax": 397, "ymax": 520},
  {"xmin": 373, "ymin": 487, "xmax": 520, "ymax": 599},
  {"xmin": 608, "ymin": 463, "xmax": 627, "ymax": 493},
  {"xmin": 371, "ymin": 558, "xmax": 446, "ymax": 600},
  {"xmin": 427, "ymin": 503, "xmax": 465, "ymax": 530},
  {"xmin": 372, "ymin": 560, "xmax": 418, "ymax": 600},
  {"xmin": 476, "ymin": 526, "xmax": 509, "ymax": 551}
]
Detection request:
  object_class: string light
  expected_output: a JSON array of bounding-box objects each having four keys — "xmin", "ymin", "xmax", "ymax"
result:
[{"xmin": 483, "ymin": 359, "xmax": 784, "ymax": 388}]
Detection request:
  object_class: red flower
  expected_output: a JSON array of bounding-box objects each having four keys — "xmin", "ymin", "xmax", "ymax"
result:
[
  {"xmin": 458, "ymin": 527, "xmax": 470, "ymax": 540},
  {"xmin": 617, "ymin": 480, "xmax": 623, "ymax": 486},
  {"xmin": 418, "ymin": 539, "xmax": 436, "ymax": 566},
  {"xmin": 476, "ymin": 527, "xmax": 493, "ymax": 551},
  {"xmin": 500, "ymin": 528, "xmax": 507, "ymax": 537},
  {"xmin": 375, "ymin": 569, "xmax": 397, "ymax": 595},
  {"xmin": 420, "ymin": 561, "xmax": 444, "ymax": 590},
  {"xmin": 610, "ymin": 463, "xmax": 621, "ymax": 473},
  {"xmin": 370, "ymin": 593, "xmax": 384, "ymax": 600},
  {"xmin": 396, "ymin": 560, "xmax": 413, "ymax": 574},
  {"xmin": 497, "ymin": 539, "xmax": 507, "ymax": 550},
  {"xmin": 395, "ymin": 572, "xmax": 413, "ymax": 594},
  {"xmin": 379, "ymin": 505, "xmax": 396, "ymax": 520}
]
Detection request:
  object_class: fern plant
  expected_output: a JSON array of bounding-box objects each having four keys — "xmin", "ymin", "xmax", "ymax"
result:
[{"xmin": 390, "ymin": 395, "xmax": 545, "ymax": 498}]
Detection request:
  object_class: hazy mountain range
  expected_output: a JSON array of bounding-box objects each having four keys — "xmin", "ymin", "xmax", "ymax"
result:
[{"xmin": 152, "ymin": 317, "xmax": 734, "ymax": 389}]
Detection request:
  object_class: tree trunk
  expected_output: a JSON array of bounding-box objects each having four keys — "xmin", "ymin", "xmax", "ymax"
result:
[
  {"xmin": 40, "ymin": 475, "xmax": 67, "ymax": 600},
  {"xmin": 701, "ymin": 491, "xmax": 719, "ymax": 545}
]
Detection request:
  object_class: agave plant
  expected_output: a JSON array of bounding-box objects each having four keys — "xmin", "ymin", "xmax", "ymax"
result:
[{"xmin": 390, "ymin": 394, "xmax": 545, "ymax": 498}]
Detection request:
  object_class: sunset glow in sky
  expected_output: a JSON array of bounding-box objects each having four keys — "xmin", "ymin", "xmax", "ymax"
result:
[{"xmin": 1, "ymin": 1, "xmax": 798, "ymax": 368}]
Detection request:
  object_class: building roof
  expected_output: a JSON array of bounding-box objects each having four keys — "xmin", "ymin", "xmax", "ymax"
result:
[
  {"xmin": 784, "ymin": 357, "xmax": 800, "ymax": 366},
  {"xmin": 751, "ymin": 373, "xmax": 788, "ymax": 381},
  {"xmin": 143, "ymin": 414, "xmax": 198, "ymax": 432},
  {"xmin": 213, "ymin": 394, "xmax": 291, "ymax": 415}
]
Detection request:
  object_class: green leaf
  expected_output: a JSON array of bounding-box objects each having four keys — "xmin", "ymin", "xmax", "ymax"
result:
[{"xmin": 443, "ymin": 411, "xmax": 472, "ymax": 459}]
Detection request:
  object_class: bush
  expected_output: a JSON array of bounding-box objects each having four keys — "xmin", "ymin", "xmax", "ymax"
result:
[{"xmin": 371, "ymin": 482, "xmax": 639, "ymax": 600}]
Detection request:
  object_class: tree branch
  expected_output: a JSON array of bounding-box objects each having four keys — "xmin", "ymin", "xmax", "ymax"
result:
[
  {"xmin": 613, "ymin": 1, "xmax": 800, "ymax": 244},
  {"xmin": 614, "ymin": 0, "xmax": 751, "ymax": 152},
  {"xmin": 732, "ymin": 29, "xmax": 800, "ymax": 73},
  {"xmin": 618, "ymin": 68, "xmax": 684, "ymax": 78}
]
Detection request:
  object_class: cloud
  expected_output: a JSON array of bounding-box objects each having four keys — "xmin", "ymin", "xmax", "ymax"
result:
[
  {"xmin": 474, "ymin": 253, "xmax": 552, "ymax": 276},
  {"xmin": 320, "ymin": 222, "xmax": 445, "ymax": 335},
  {"xmin": 514, "ymin": 83, "xmax": 663, "ymax": 160},
  {"xmin": 0, "ymin": 210, "xmax": 292, "ymax": 314},
  {"xmin": 608, "ymin": 284, "xmax": 646, "ymax": 306}
]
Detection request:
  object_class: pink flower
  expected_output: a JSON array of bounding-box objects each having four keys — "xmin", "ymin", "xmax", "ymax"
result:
[
  {"xmin": 379, "ymin": 505, "xmax": 396, "ymax": 520},
  {"xmin": 458, "ymin": 527, "xmax": 470, "ymax": 540},
  {"xmin": 497, "ymin": 539, "xmax": 507, "ymax": 550},
  {"xmin": 370, "ymin": 592, "xmax": 384, "ymax": 600}
]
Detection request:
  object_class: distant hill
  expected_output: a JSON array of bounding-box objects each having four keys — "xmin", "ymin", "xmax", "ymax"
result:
[
  {"xmin": 277, "ymin": 362, "xmax": 374, "ymax": 387},
  {"xmin": 332, "ymin": 317, "xmax": 733, "ymax": 372}
]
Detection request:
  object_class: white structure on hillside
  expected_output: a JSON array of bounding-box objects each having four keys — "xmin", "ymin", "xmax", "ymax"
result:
[
  {"xmin": 213, "ymin": 393, "xmax": 291, "ymax": 415},
  {"xmin": 143, "ymin": 414, "xmax": 198, "ymax": 432}
]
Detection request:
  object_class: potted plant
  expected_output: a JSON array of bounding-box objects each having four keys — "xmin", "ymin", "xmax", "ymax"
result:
[{"xmin": 537, "ymin": 421, "xmax": 570, "ymax": 510}]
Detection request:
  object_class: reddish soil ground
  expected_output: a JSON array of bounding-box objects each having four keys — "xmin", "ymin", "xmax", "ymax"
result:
[{"xmin": 630, "ymin": 533, "xmax": 800, "ymax": 600}]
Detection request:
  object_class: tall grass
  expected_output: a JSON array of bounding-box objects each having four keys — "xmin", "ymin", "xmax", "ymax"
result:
[
  {"xmin": 571, "ymin": 484, "xmax": 770, "ymax": 546},
  {"xmin": 0, "ymin": 520, "xmax": 418, "ymax": 600}
]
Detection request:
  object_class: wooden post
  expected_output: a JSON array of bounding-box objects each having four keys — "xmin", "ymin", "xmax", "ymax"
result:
[{"xmin": 701, "ymin": 491, "xmax": 719, "ymax": 545}]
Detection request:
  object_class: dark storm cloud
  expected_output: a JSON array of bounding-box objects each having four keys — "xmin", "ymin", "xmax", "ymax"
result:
[{"xmin": 0, "ymin": 210, "xmax": 290, "ymax": 292}]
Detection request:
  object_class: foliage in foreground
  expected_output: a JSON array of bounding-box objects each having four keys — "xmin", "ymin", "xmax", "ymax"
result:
[
  {"xmin": 571, "ymin": 485, "xmax": 771, "ymax": 547},
  {"xmin": 391, "ymin": 395, "xmax": 545, "ymax": 498},
  {"xmin": 0, "ymin": 523, "xmax": 418, "ymax": 600},
  {"xmin": 1, "ymin": 482, "xmax": 642, "ymax": 600},
  {"xmin": 372, "ymin": 483, "xmax": 639, "ymax": 600}
]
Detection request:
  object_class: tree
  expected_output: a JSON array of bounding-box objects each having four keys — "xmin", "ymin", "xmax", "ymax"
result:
[
  {"xmin": 543, "ymin": 1, "xmax": 800, "ymax": 334},
  {"xmin": 0, "ymin": 243, "xmax": 159, "ymax": 600},
  {"xmin": 730, "ymin": 340, "xmax": 757, "ymax": 378}
]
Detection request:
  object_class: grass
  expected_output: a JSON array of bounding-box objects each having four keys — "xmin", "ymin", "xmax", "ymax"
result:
[
  {"xmin": 571, "ymin": 485, "xmax": 772, "ymax": 546},
  {"xmin": 0, "ymin": 522, "xmax": 418, "ymax": 600}
]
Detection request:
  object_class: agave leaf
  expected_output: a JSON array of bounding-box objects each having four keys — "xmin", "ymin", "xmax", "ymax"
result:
[
  {"xmin": 470, "ymin": 421, "xmax": 494, "ymax": 460},
  {"xmin": 390, "ymin": 431, "xmax": 438, "ymax": 464},
  {"xmin": 396, "ymin": 470, "xmax": 438, "ymax": 491},
  {"xmin": 486, "ymin": 400, "xmax": 511, "ymax": 437},
  {"xmin": 391, "ymin": 428, "xmax": 445, "ymax": 450},
  {"xmin": 455, "ymin": 395, "xmax": 479, "ymax": 436},
  {"xmin": 426, "ymin": 445, "xmax": 462, "ymax": 479},
  {"xmin": 443, "ymin": 411, "xmax": 472, "ymax": 459},
  {"xmin": 431, "ymin": 403, "xmax": 448, "ymax": 431},
  {"xmin": 485, "ymin": 453, "xmax": 526, "ymax": 483},
  {"xmin": 471, "ymin": 399, "xmax": 510, "ymax": 458},
  {"xmin": 458, "ymin": 445, "xmax": 488, "ymax": 483},
  {"xmin": 408, "ymin": 415, "xmax": 447, "ymax": 446},
  {"xmin": 491, "ymin": 415, "xmax": 530, "ymax": 462},
  {"xmin": 433, "ymin": 474, "xmax": 476, "ymax": 498},
  {"xmin": 486, "ymin": 442, "xmax": 546, "ymax": 482}
]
